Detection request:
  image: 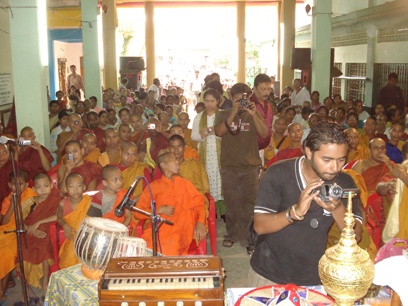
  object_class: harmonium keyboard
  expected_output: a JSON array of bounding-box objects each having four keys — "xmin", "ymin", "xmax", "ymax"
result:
[{"xmin": 98, "ymin": 256, "xmax": 225, "ymax": 306}]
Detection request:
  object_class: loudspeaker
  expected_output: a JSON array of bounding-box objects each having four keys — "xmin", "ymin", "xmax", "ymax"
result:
[
  {"xmin": 291, "ymin": 48, "xmax": 311, "ymax": 70},
  {"xmin": 119, "ymin": 57, "xmax": 145, "ymax": 73},
  {"xmin": 290, "ymin": 48, "xmax": 334, "ymax": 70},
  {"xmin": 121, "ymin": 71, "xmax": 142, "ymax": 90}
]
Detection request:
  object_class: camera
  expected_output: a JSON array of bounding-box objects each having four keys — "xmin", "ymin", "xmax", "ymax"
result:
[
  {"xmin": 206, "ymin": 127, "xmax": 213, "ymax": 134},
  {"xmin": 240, "ymin": 93, "xmax": 250, "ymax": 108},
  {"xmin": 147, "ymin": 123, "xmax": 156, "ymax": 130},
  {"xmin": 312, "ymin": 184, "xmax": 343, "ymax": 202},
  {"xmin": 18, "ymin": 139, "xmax": 31, "ymax": 146},
  {"xmin": 68, "ymin": 153, "xmax": 74, "ymax": 161}
]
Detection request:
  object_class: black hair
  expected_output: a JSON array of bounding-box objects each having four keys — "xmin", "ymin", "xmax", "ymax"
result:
[
  {"xmin": 203, "ymin": 89, "xmax": 220, "ymax": 102},
  {"xmin": 254, "ymin": 74, "xmax": 271, "ymax": 88},
  {"xmin": 168, "ymin": 134, "xmax": 185, "ymax": 146},
  {"xmin": 304, "ymin": 122, "xmax": 348, "ymax": 152}
]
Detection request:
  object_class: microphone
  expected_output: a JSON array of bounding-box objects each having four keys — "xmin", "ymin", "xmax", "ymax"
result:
[
  {"xmin": 0, "ymin": 136, "xmax": 30, "ymax": 146},
  {"xmin": 114, "ymin": 176, "xmax": 143, "ymax": 217},
  {"xmin": 0, "ymin": 136, "xmax": 16, "ymax": 144}
]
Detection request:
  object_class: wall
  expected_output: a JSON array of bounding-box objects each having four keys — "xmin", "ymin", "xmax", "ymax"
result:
[
  {"xmin": 48, "ymin": 29, "xmax": 82, "ymax": 99},
  {"xmin": 375, "ymin": 41, "xmax": 408, "ymax": 63},
  {"xmin": 335, "ymin": 45, "xmax": 368, "ymax": 64},
  {"xmin": 0, "ymin": 7, "xmax": 13, "ymax": 121}
]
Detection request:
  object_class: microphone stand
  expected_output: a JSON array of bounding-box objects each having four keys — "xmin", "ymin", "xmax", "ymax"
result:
[
  {"xmin": 3, "ymin": 142, "xmax": 30, "ymax": 306},
  {"xmin": 120, "ymin": 176, "xmax": 173, "ymax": 256}
]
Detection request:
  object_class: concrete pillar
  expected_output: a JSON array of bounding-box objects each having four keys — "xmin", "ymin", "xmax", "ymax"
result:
[
  {"xmin": 279, "ymin": 0, "xmax": 296, "ymax": 94},
  {"xmin": 9, "ymin": 0, "xmax": 50, "ymax": 147},
  {"xmin": 236, "ymin": 1, "xmax": 246, "ymax": 83},
  {"xmin": 276, "ymin": 1, "xmax": 282, "ymax": 86},
  {"xmin": 365, "ymin": 29, "xmax": 376, "ymax": 107},
  {"xmin": 81, "ymin": 0, "xmax": 102, "ymax": 102},
  {"xmin": 311, "ymin": 0, "xmax": 332, "ymax": 98},
  {"xmin": 145, "ymin": 1, "xmax": 156, "ymax": 87},
  {"xmin": 103, "ymin": 0, "xmax": 118, "ymax": 96}
]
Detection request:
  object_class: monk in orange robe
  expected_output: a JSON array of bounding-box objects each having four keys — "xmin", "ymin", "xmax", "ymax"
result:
[
  {"xmin": 345, "ymin": 128, "xmax": 370, "ymax": 163},
  {"xmin": 168, "ymin": 124, "xmax": 199, "ymax": 160},
  {"xmin": 57, "ymin": 173, "xmax": 92, "ymax": 269},
  {"xmin": 58, "ymin": 140, "xmax": 102, "ymax": 194},
  {"xmin": 81, "ymin": 133, "xmax": 101, "ymax": 163},
  {"xmin": 0, "ymin": 171, "xmax": 35, "ymax": 304},
  {"xmin": 89, "ymin": 165, "xmax": 132, "ymax": 226},
  {"xmin": 98, "ymin": 128, "xmax": 122, "ymax": 167},
  {"xmin": 0, "ymin": 144, "xmax": 13, "ymax": 207},
  {"xmin": 115, "ymin": 142, "xmax": 150, "ymax": 199},
  {"xmin": 135, "ymin": 152, "xmax": 206, "ymax": 256},
  {"xmin": 19, "ymin": 173, "xmax": 62, "ymax": 294},
  {"xmin": 178, "ymin": 112, "xmax": 198, "ymax": 150},
  {"xmin": 353, "ymin": 138, "xmax": 396, "ymax": 247}
]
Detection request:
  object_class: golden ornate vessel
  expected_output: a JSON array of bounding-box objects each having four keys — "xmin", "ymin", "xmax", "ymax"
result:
[{"xmin": 318, "ymin": 193, "xmax": 374, "ymax": 306}]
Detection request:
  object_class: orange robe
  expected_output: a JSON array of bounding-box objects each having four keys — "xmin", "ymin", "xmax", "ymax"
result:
[
  {"xmin": 58, "ymin": 195, "xmax": 92, "ymax": 269},
  {"xmin": 264, "ymin": 135, "xmax": 291, "ymax": 161},
  {"xmin": 117, "ymin": 162, "xmax": 150, "ymax": 198},
  {"xmin": 184, "ymin": 129, "xmax": 198, "ymax": 150},
  {"xmin": 84, "ymin": 148, "xmax": 101, "ymax": 164},
  {"xmin": 347, "ymin": 145, "xmax": 370, "ymax": 163},
  {"xmin": 0, "ymin": 188, "xmax": 36, "ymax": 279},
  {"xmin": 98, "ymin": 150, "xmax": 121, "ymax": 167},
  {"xmin": 135, "ymin": 175, "xmax": 206, "ymax": 255},
  {"xmin": 20, "ymin": 188, "xmax": 62, "ymax": 288},
  {"xmin": 184, "ymin": 146, "xmax": 199, "ymax": 160}
]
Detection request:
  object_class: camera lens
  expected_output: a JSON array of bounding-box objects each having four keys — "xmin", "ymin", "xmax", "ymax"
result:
[{"xmin": 329, "ymin": 185, "xmax": 343, "ymax": 199}]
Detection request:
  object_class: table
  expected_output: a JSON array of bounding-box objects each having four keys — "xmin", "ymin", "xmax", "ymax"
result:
[{"xmin": 44, "ymin": 264, "xmax": 99, "ymax": 306}]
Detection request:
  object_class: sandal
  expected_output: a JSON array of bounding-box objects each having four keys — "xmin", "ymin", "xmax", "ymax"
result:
[
  {"xmin": 7, "ymin": 279, "xmax": 15, "ymax": 289},
  {"xmin": 223, "ymin": 239, "xmax": 234, "ymax": 248}
]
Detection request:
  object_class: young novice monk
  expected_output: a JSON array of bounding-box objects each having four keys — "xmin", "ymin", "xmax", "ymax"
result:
[
  {"xmin": 58, "ymin": 140, "xmax": 102, "ymax": 194},
  {"xmin": 0, "ymin": 171, "xmax": 36, "ymax": 305},
  {"xmin": 135, "ymin": 152, "xmax": 206, "ymax": 255},
  {"xmin": 20, "ymin": 173, "xmax": 62, "ymax": 297},
  {"xmin": 98, "ymin": 128, "xmax": 122, "ymax": 167},
  {"xmin": 57, "ymin": 173, "xmax": 92, "ymax": 269},
  {"xmin": 89, "ymin": 165, "xmax": 131, "ymax": 226},
  {"xmin": 116, "ymin": 142, "xmax": 150, "ymax": 199}
]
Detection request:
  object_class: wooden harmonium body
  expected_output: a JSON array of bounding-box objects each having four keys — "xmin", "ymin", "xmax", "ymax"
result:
[{"xmin": 99, "ymin": 255, "xmax": 225, "ymax": 306}]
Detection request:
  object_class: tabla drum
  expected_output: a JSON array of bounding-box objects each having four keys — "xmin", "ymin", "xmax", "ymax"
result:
[
  {"xmin": 74, "ymin": 217, "xmax": 129, "ymax": 270},
  {"xmin": 113, "ymin": 236, "xmax": 147, "ymax": 258}
]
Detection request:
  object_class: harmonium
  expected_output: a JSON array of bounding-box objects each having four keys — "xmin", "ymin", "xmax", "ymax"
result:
[{"xmin": 99, "ymin": 255, "xmax": 225, "ymax": 306}]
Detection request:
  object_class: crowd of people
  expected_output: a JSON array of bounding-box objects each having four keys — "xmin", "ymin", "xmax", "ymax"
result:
[{"xmin": 0, "ymin": 70, "xmax": 408, "ymax": 304}]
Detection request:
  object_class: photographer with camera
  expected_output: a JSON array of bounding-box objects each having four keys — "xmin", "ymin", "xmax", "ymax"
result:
[
  {"xmin": 214, "ymin": 83, "xmax": 269, "ymax": 250},
  {"xmin": 249, "ymin": 122, "xmax": 363, "ymax": 286}
]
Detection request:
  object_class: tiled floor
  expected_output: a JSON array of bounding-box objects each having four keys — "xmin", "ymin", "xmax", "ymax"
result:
[{"xmin": 5, "ymin": 218, "xmax": 251, "ymax": 305}]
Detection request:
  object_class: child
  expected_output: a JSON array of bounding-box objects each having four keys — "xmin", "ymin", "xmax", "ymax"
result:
[
  {"xmin": 20, "ymin": 173, "xmax": 62, "ymax": 297},
  {"xmin": 129, "ymin": 114, "xmax": 144, "ymax": 143},
  {"xmin": 57, "ymin": 173, "xmax": 92, "ymax": 269},
  {"xmin": 49, "ymin": 100, "xmax": 60, "ymax": 131},
  {"xmin": 135, "ymin": 152, "xmax": 206, "ymax": 255},
  {"xmin": 56, "ymin": 90, "xmax": 67, "ymax": 110},
  {"xmin": 89, "ymin": 165, "xmax": 131, "ymax": 226},
  {"xmin": 164, "ymin": 105, "xmax": 178, "ymax": 125},
  {"xmin": 118, "ymin": 123, "xmax": 132, "ymax": 143},
  {"xmin": 97, "ymin": 128, "xmax": 122, "ymax": 167},
  {"xmin": 50, "ymin": 110, "xmax": 71, "ymax": 167},
  {"xmin": 58, "ymin": 140, "xmax": 102, "ymax": 193},
  {"xmin": 115, "ymin": 142, "xmax": 150, "ymax": 199},
  {"xmin": 0, "ymin": 171, "xmax": 36, "ymax": 305}
]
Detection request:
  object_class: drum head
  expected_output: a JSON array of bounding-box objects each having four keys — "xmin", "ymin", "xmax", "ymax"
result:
[{"xmin": 86, "ymin": 217, "xmax": 128, "ymax": 233}]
